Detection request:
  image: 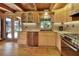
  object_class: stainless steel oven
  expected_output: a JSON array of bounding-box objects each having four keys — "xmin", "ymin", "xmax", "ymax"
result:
[{"xmin": 61, "ymin": 35, "xmax": 79, "ymax": 56}]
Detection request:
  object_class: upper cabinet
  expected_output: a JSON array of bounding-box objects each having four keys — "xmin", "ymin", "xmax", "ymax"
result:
[
  {"xmin": 32, "ymin": 12, "xmax": 40, "ymax": 23},
  {"xmin": 21, "ymin": 11, "xmax": 54, "ymax": 23}
]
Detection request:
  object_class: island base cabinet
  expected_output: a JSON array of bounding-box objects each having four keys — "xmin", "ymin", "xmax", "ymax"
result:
[
  {"xmin": 27, "ymin": 32, "xmax": 38, "ymax": 47},
  {"xmin": 18, "ymin": 32, "xmax": 27, "ymax": 46},
  {"xmin": 38, "ymin": 32, "xmax": 57, "ymax": 47}
]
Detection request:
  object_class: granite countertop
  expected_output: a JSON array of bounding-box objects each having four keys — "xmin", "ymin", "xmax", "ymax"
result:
[{"xmin": 21, "ymin": 27, "xmax": 79, "ymax": 34}]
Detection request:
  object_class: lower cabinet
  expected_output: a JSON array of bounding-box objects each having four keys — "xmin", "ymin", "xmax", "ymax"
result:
[
  {"xmin": 27, "ymin": 32, "xmax": 38, "ymax": 47},
  {"xmin": 19, "ymin": 31, "xmax": 57, "ymax": 47},
  {"xmin": 18, "ymin": 32, "xmax": 27, "ymax": 45},
  {"xmin": 39, "ymin": 32, "xmax": 56, "ymax": 46}
]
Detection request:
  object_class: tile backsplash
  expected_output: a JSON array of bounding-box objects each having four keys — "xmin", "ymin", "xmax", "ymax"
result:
[{"xmin": 54, "ymin": 21, "xmax": 79, "ymax": 33}]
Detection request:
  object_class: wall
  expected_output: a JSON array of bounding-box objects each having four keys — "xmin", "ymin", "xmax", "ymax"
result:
[
  {"xmin": 71, "ymin": 3, "xmax": 79, "ymax": 14},
  {"xmin": 54, "ymin": 4, "xmax": 72, "ymax": 23}
]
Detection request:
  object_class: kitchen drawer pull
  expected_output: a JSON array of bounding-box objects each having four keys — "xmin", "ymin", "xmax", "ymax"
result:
[{"xmin": 63, "ymin": 40, "xmax": 78, "ymax": 52}]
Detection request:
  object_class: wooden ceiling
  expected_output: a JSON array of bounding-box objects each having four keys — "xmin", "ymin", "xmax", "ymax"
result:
[{"xmin": 0, "ymin": 3, "xmax": 67, "ymax": 13}]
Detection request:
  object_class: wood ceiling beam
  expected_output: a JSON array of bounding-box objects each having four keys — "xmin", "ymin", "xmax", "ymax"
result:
[
  {"xmin": 27, "ymin": 3, "xmax": 35, "ymax": 11},
  {"xmin": 50, "ymin": 3, "xmax": 55, "ymax": 10},
  {"xmin": 14, "ymin": 3, "xmax": 24, "ymax": 11},
  {"xmin": 0, "ymin": 7, "xmax": 12, "ymax": 13},
  {"xmin": 0, "ymin": 9, "xmax": 5, "ymax": 13},
  {"xmin": 53, "ymin": 3, "xmax": 59, "ymax": 9},
  {"xmin": 53, "ymin": 3, "xmax": 67, "ymax": 10},
  {"xmin": 0, "ymin": 3, "xmax": 15, "ymax": 12},
  {"xmin": 33, "ymin": 3, "xmax": 37, "ymax": 11}
]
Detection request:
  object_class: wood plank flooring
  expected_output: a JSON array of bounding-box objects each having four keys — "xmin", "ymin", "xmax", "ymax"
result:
[{"xmin": 0, "ymin": 41, "xmax": 60, "ymax": 56}]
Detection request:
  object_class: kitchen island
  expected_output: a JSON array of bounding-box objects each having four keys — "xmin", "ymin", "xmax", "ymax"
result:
[{"xmin": 18, "ymin": 29, "xmax": 61, "ymax": 53}]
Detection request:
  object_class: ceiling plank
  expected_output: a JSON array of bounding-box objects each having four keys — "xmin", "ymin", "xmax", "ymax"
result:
[
  {"xmin": 36, "ymin": 3, "xmax": 50, "ymax": 11},
  {"xmin": 15, "ymin": 3, "xmax": 37, "ymax": 11},
  {"xmin": 26, "ymin": 3, "xmax": 35, "ymax": 11},
  {"xmin": 0, "ymin": 3, "xmax": 15, "ymax": 12},
  {"xmin": 21, "ymin": 3, "xmax": 36, "ymax": 11}
]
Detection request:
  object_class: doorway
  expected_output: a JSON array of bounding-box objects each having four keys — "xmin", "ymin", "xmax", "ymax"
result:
[{"xmin": 5, "ymin": 17, "xmax": 20, "ymax": 41}]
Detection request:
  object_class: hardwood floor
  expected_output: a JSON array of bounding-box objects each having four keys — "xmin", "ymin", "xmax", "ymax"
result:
[{"xmin": 0, "ymin": 41, "xmax": 60, "ymax": 56}]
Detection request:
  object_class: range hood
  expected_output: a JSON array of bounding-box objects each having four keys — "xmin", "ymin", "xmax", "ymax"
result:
[
  {"xmin": 70, "ymin": 11, "xmax": 79, "ymax": 17},
  {"xmin": 71, "ymin": 13, "xmax": 79, "ymax": 17}
]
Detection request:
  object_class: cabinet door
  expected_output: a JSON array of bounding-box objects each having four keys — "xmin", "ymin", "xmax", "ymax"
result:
[
  {"xmin": 27, "ymin": 32, "xmax": 38, "ymax": 47},
  {"xmin": 33, "ymin": 32, "xmax": 38, "ymax": 46},
  {"xmin": 32, "ymin": 12, "xmax": 39, "ymax": 23},
  {"xmin": 39, "ymin": 32, "xmax": 56, "ymax": 46},
  {"xmin": 27, "ymin": 32, "xmax": 32, "ymax": 46},
  {"xmin": 39, "ymin": 35, "xmax": 48, "ymax": 46},
  {"xmin": 18, "ymin": 32, "xmax": 27, "ymax": 44}
]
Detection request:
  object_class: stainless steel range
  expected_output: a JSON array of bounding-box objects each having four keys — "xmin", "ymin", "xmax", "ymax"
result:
[{"xmin": 61, "ymin": 34, "xmax": 79, "ymax": 56}]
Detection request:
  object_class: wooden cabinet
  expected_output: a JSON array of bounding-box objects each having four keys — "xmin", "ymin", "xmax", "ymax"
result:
[
  {"xmin": 56, "ymin": 34, "xmax": 61, "ymax": 53},
  {"xmin": 39, "ymin": 32, "xmax": 56, "ymax": 46},
  {"xmin": 18, "ymin": 31, "xmax": 58, "ymax": 47},
  {"xmin": 18, "ymin": 32, "xmax": 27, "ymax": 45},
  {"xmin": 27, "ymin": 32, "xmax": 38, "ymax": 47},
  {"xmin": 32, "ymin": 12, "xmax": 40, "ymax": 23}
]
